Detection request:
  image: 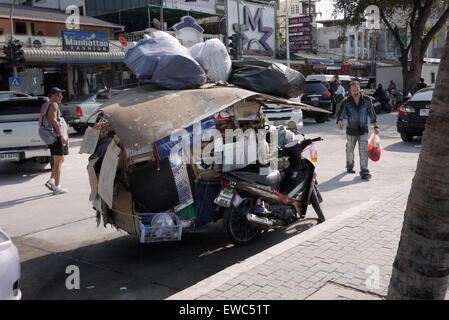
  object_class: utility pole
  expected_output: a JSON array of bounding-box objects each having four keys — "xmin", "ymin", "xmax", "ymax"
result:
[
  {"xmin": 286, "ymin": 0, "xmax": 290, "ymax": 67},
  {"xmin": 275, "ymin": 0, "xmax": 280, "ymax": 58},
  {"xmin": 9, "ymin": 0, "xmax": 18, "ymax": 78},
  {"xmin": 371, "ymin": 31, "xmax": 377, "ymax": 77},
  {"xmin": 160, "ymin": 0, "xmax": 164, "ymax": 30}
]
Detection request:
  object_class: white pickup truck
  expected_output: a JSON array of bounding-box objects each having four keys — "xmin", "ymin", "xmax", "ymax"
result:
[
  {"xmin": 0, "ymin": 96, "xmax": 69, "ymax": 167},
  {"xmin": 61, "ymin": 88, "xmax": 127, "ymax": 133}
]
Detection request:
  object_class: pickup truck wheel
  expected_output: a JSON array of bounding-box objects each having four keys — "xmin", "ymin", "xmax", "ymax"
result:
[
  {"xmin": 315, "ymin": 116, "xmax": 327, "ymax": 123},
  {"xmin": 72, "ymin": 125, "xmax": 86, "ymax": 134},
  {"xmin": 49, "ymin": 157, "xmax": 54, "ymax": 170},
  {"xmin": 63, "ymin": 143, "xmax": 69, "ymax": 156}
]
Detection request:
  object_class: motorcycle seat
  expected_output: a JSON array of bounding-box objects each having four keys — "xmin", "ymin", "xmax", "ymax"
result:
[{"xmin": 229, "ymin": 170, "xmax": 282, "ymax": 190}]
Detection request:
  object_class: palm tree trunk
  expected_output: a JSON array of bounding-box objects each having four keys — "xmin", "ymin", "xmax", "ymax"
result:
[{"xmin": 387, "ymin": 30, "xmax": 449, "ymax": 300}]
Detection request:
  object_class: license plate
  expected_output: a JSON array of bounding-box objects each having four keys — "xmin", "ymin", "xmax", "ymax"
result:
[
  {"xmin": 420, "ymin": 109, "xmax": 429, "ymax": 116},
  {"xmin": 311, "ymin": 97, "xmax": 319, "ymax": 101},
  {"xmin": 0, "ymin": 153, "xmax": 19, "ymax": 161},
  {"xmin": 214, "ymin": 187, "xmax": 235, "ymax": 208}
]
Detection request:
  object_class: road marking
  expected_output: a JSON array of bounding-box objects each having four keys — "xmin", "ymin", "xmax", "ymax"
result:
[{"xmin": 166, "ymin": 199, "xmax": 380, "ymax": 300}]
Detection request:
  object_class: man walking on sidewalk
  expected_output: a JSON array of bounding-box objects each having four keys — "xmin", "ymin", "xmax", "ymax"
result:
[
  {"xmin": 39, "ymin": 87, "xmax": 68, "ymax": 195},
  {"xmin": 336, "ymin": 81, "xmax": 379, "ymax": 180}
]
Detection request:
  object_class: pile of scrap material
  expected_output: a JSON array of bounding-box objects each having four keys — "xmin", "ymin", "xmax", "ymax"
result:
[{"xmin": 80, "ymin": 84, "xmax": 328, "ymax": 243}]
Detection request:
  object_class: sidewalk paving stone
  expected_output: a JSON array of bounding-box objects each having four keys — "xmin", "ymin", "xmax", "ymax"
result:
[{"xmin": 178, "ymin": 189, "xmax": 449, "ymax": 300}]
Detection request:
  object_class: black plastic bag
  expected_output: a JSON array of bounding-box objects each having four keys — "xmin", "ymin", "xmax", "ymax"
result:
[
  {"xmin": 230, "ymin": 60, "xmax": 306, "ymax": 98},
  {"xmin": 124, "ymin": 32, "xmax": 207, "ymax": 90}
]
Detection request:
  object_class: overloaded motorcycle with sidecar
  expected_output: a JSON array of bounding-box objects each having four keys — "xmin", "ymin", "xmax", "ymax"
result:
[{"xmin": 81, "ymin": 84, "xmax": 329, "ymax": 246}]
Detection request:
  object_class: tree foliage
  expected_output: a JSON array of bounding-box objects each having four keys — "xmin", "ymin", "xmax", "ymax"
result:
[{"xmin": 333, "ymin": 0, "xmax": 449, "ymax": 93}]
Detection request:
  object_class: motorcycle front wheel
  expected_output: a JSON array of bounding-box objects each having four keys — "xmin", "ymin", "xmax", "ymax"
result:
[
  {"xmin": 223, "ymin": 199, "xmax": 261, "ymax": 246},
  {"xmin": 311, "ymin": 187, "xmax": 326, "ymax": 223}
]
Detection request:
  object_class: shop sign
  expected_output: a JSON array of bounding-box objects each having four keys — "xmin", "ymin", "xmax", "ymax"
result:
[
  {"xmin": 341, "ymin": 64, "xmax": 351, "ymax": 72},
  {"xmin": 290, "ymin": 43, "xmax": 312, "ymax": 51},
  {"xmin": 302, "ymin": 64, "xmax": 314, "ymax": 72},
  {"xmin": 63, "ymin": 31, "xmax": 109, "ymax": 52},
  {"xmin": 289, "ymin": 16, "xmax": 312, "ymax": 25},
  {"xmin": 289, "ymin": 25, "xmax": 312, "ymax": 34},
  {"xmin": 290, "ymin": 35, "xmax": 312, "ymax": 42},
  {"xmin": 173, "ymin": 16, "xmax": 204, "ymax": 33},
  {"xmin": 227, "ymin": 0, "xmax": 275, "ymax": 57}
]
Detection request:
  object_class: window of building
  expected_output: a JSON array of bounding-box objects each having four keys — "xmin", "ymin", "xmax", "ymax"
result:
[
  {"xmin": 0, "ymin": 29, "xmax": 3, "ymax": 35},
  {"xmin": 431, "ymin": 72, "xmax": 436, "ymax": 84},
  {"xmin": 303, "ymin": 3, "xmax": 315, "ymax": 15},
  {"xmin": 291, "ymin": 6, "xmax": 295, "ymax": 14},
  {"xmin": 15, "ymin": 22, "xmax": 27, "ymax": 35},
  {"xmin": 296, "ymin": 5, "xmax": 300, "ymax": 14}
]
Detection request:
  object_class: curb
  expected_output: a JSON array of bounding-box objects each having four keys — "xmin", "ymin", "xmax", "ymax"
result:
[{"xmin": 166, "ymin": 199, "xmax": 380, "ymax": 300}]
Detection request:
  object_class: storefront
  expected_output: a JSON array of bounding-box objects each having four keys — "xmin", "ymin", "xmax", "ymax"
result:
[{"xmin": 17, "ymin": 32, "xmax": 133, "ymax": 101}]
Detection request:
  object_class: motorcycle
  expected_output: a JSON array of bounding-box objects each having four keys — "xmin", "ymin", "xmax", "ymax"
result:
[
  {"xmin": 215, "ymin": 125, "xmax": 325, "ymax": 245},
  {"xmin": 370, "ymin": 95, "xmax": 392, "ymax": 114},
  {"xmin": 85, "ymin": 84, "xmax": 329, "ymax": 247}
]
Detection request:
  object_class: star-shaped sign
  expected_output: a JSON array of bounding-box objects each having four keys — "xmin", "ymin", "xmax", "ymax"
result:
[{"xmin": 233, "ymin": 6, "xmax": 274, "ymax": 56}]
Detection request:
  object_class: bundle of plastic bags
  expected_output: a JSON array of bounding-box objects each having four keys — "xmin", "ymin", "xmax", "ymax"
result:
[
  {"xmin": 230, "ymin": 60, "xmax": 306, "ymax": 99},
  {"xmin": 189, "ymin": 38, "xmax": 232, "ymax": 83},
  {"xmin": 124, "ymin": 30, "xmax": 207, "ymax": 90},
  {"xmin": 368, "ymin": 133, "xmax": 381, "ymax": 162}
]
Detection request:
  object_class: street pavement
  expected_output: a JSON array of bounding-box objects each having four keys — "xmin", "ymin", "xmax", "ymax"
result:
[{"xmin": 1, "ymin": 112, "xmax": 444, "ymax": 300}]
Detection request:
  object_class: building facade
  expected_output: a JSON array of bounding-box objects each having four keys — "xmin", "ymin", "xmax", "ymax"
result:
[{"xmin": 0, "ymin": 3, "xmax": 129, "ymax": 100}]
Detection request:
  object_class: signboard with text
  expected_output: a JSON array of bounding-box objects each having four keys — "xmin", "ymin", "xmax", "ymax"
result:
[
  {"xmin": 290, "ymin": 35, "xmax": 312, "ymax": 42},
  {"xmin": 290, "ymin": 43, "xmax": 312, "ymax": 51},
  {"xmin": 62, "ymin": 31, "xmax": 109, "ymax": 52},
  {"xmin": 226, "ymin": 0, "xmax": 275, "ymax": 57},
  {"xmin": 288, "ymin": 16, "xmax": 312, "ymax": 25},
  {"xmin": 288, "ymin": 15, "xmax": 313, "ymax": 52}
]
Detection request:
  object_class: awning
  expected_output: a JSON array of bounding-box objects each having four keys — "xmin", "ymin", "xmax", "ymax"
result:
[
  {"xmin": 23, "ymin": 48, "xmax": 125, "ymax": 63},
  {"xmin": 292, "ymin": 52, "xmax": 334, "ymax": 65}
]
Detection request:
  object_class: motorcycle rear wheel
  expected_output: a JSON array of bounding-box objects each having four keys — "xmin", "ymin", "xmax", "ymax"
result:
[
  {"xmin": 223, "ymin": 200, "xmax": 261, "ymax": 246},
  {"xmin": 311, "ymin": 187, "xmax": 326, "ymax": 223}
]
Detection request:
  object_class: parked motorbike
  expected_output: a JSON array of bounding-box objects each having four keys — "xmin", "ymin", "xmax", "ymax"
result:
[
  {"xmin": 370, "ymin": 96, "xmax": 392, "ymax": 114},
  {"xmin": 215, "ymin": 126, "xmax": 325, "ymax": 245}
]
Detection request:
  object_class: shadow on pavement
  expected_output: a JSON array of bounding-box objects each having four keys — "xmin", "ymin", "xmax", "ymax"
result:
[
  {"xmin": 18, "ymin": 217, "xmax": 318, "ymax": 300},
  {"xmin": 317, "ymin": 172, "xmax": 367, "ymax": 192},
  {"xmin": 0, "ymin": 193, "xmax": 54, "ymax": 209},
  {"xmin": 0, "ymin": 162, "xmax": 50, "ymax": 186},
  {"xmin": 384, "ymin": 139, "xmax": 422, "ymax": 153}
]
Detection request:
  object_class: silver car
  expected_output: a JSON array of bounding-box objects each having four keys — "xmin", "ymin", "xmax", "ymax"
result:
[{"xmin": 0, "ymin": 228, "xmax": 21, "ymax": 300}]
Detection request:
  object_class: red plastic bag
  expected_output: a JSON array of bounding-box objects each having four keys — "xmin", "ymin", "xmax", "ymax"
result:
[{"xmin": 368, "ymin": 133, "xmax": 381, "ymax": 162}]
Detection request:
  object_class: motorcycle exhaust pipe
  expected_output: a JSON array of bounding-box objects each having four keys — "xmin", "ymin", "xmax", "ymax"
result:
[{"xmin": 246, "ymin": 213, "xmax": 276, "ymax": 227}]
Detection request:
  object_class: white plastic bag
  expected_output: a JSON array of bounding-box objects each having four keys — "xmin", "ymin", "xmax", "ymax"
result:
[{"xmin": 189, "ymin": 39, "xmax": 232, "ymax": 82}]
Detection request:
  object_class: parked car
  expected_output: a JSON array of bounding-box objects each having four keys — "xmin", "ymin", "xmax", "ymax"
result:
[
  {"xmin": 0, "ymin": 228, "xmax": 21, "ymax": 300},
  {"xmin": 397, "ymin": 87, "xmax": 433, "ymax": 142},
  {"xmin": 0, "ymin": 96, "xmax": 69, "ymax": 166},
  {"xmin": 305, "ymin": 74, "xmax": 354, "ymax": 95},
  {"xmin": 262, "ymin": 96, "xmax": 304, "ymax": 128},
  {"xmin": 300, "ymin": 81, "xmax": 333, "ymax": 123},
  {"xmin": 61, "ymin": 89, "xmax": 128, "ymax": 133},
  {"xmin": 0, "ymin": 91, "xmax": 31, "ymax": 101}
]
